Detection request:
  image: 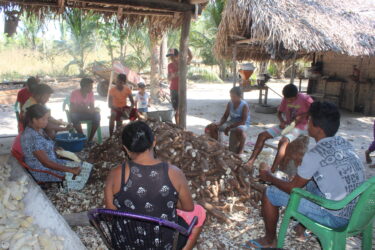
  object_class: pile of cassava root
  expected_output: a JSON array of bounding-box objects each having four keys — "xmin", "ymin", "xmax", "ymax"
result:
[
  {"xmin": 87, "ymin": 120, "xmax": 269, "ymax": 223},
  {"xmin": 0, "ymin": 163, "xmax": 64, "ymax": 249}
]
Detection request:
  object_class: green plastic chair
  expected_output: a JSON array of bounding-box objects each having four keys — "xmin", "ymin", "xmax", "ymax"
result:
[
  {"xmin": 62, "ymin": 96, "xmax": 102, "ymax": 144},
  {"xmin": 277, "ymin": 176, "xmax": 375, "ymax": 250}
]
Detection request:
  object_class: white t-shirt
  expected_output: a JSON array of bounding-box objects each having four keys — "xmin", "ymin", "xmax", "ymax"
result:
[
  {"xmin": 298, "ymin": 136, "xmax": 365, "ymax": 219},
  {"xmin": 135, "ymin": 92, "xmax": 149, "ymax": 109}
]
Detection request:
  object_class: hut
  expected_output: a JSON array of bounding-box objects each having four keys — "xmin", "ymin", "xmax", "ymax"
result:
[
  {"xmin": 214, "ymin": 0, "xmax": 375, "ymax": 115},
  {"xmin": 0, "ymin": 0, "xmax": 208, "ymax": 128}
]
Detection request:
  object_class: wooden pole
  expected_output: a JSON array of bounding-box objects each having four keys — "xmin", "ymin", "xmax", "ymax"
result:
[
  {"xmin": 178, "ymin": 11, "xmax": 192, "ymax": 129},
  {"xmin": 290, "ymin": 53, "xmax": 297, "ymax": 85},
  {"xmin": 232, "ymin": 45, "xmax": 237, "ymax": 87}
]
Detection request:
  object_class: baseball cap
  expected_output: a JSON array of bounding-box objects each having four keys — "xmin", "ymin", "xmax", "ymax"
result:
[{"xmin": 166, "ymin": 48, "xmax": 179, "ymax": 57}]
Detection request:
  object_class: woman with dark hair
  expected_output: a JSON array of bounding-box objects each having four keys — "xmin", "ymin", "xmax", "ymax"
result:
[
  {"xmin": 104, "ymin": 121, "xmax": 205, "ymax": 249},
  {"xmin": 21, "ymin": 104, "xmax": 81, "ymax": 182},
  {"xmin": 216, "ymin": 86, "xmax": 251, "ymax": 154}
]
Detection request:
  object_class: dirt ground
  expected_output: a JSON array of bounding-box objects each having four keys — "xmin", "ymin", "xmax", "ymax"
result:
[{"xmin": 0, "ymin": 78, "xmax": 374, "ymax": 249}]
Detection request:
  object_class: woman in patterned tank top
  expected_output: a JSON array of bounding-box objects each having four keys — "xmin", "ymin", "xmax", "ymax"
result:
[{"xmin": 104, "ymin": 121, "xmax": 206, "ymax": 249}]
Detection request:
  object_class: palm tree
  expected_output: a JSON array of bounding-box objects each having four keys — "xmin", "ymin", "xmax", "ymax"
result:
[
  {"xmin": 20, "ymin": 13, "xmax": 43, "ymax": 50},
  {"xmin": 63, "ymin": 9, "xmax": 99, "ymax": 76}
]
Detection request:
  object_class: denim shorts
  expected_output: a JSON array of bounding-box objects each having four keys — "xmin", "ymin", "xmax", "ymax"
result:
[
  {"xmin": 219, "ymin": 120, "xmax": 249, "ymax": 132},
  {"xmin": 138, "ymin": 107, "xmax": 148, "ymax": 113},
  {"xmin": 70, "ymin": 112, "xmax": 100, "ymax": 125},
  {"xmin": 266, "ymin": 181, "xmax": 349, "ymax": 228},
  {"xmin": 266, "ymin": 125, "xmax": 307, "ymax": 142}
]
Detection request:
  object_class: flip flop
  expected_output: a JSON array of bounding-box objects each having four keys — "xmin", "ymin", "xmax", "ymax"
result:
[{"xmin": 242, "ymin": 239, "xmax": 265, "ymax": 249}]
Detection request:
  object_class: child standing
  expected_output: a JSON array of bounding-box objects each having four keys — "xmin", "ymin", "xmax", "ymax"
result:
[
  {"xmin": 108, "ymin": 74, "xmax": 134, "ymax": 137},
  {"xmin": 135, "ymin": 82, "xmax": 151, "ymax": 113}
]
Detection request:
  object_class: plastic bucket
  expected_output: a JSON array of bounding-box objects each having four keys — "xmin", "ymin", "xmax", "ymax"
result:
[{"xmin": 55, "ymin": 133, "xmax": 87, "ymax": 152}]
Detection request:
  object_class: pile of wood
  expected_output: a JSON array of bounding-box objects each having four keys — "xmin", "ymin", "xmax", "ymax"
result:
[{"xmin": 87, "ymin": 120, "xmax": 265, "ymax": 223}]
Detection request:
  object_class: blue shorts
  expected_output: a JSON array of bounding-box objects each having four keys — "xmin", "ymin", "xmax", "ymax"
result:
[
  {"xmin": 219, "ymin": 120, "xmax": 249, "ymax": 133},
  {"xmin": 266, "ymin": 181, "xmax": 349, "ymax": 228},
  {"xmin": 70, "ymin": 112, "xmax": 101, "ymax": 126},
  {"xmin": 138, "ymin": 108, "xmax": 148, "ymax": 113}
]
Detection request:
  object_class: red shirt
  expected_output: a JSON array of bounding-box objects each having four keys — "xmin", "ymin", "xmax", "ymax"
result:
[
  {"xmin": 17, "ymin": 88, "xmax": 32, "ymax": 106},
  {"xmin": 168, "ymin": 62, "xmax": 179, "ymax": 91}
]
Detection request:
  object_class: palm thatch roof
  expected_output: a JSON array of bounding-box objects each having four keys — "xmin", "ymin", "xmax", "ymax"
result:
[
  {"xmin": 214, "ymin": 0, "xmax": 375, "ymax": 61},
  {"xmin": 0, "ymin": 0, "xmax": 207, "ymax": 35}
]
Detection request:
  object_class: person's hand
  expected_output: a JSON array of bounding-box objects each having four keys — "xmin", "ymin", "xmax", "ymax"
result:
[
  {"xmin": 66, "ymin": 123, "xmax": 73, "ymax": 130},
  {"xmin": 279, "ymin": 121, "xmax": 287, "ymax": 129},
  {"xmin": 69, "ymin": 167, "xmax": 81, "ymax": 176},
  {"xmin": 259, "ymin": 162, "xmax": 271, "ymax": 182},
  {"xmin": 224, "ymin": 126, "xmax": 231, "ymax": 136}
]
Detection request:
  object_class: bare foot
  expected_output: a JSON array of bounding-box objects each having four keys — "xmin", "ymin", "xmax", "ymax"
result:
[
  {"xmin": 245, "ymin": 237, "xmax": 277, "ymax": 248},
  {"xmin": 293, "ymin": 224, "xmax": 308, "ymax": 242},
  {"xmin": 365, "ymin": 150, "xmax": 372, "ymax": 164}
]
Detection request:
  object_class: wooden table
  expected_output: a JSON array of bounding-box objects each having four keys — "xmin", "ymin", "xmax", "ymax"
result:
[{"xmin": 241, "ymin": 85, "xmax": 269, "ymax": 105}]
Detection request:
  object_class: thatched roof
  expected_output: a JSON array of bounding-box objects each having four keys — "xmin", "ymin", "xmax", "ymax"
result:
[
  {"xmin": 214, "ymin": 0, "xmax": 375, "ymax": 61},
  {"xmin": 0, "ymin": 0, "xmax": 207, "ymax": 34}
]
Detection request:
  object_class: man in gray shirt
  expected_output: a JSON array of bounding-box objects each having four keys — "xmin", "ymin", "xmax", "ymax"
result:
[{"xmin": 245, "ymin": 101, "xmax": 365, "ymax": 248}]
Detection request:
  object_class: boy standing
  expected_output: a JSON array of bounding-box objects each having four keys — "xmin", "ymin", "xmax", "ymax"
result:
[
  {"xmin": 108, "ymin": 74, "xmax": 134, "ymax": 137},
  {"xmin": 246, "ymin": 84, "xmax": 313, "ymax": 172},
  {"xmin": 134, "ymin": 82, "xmax": 150, "ymax": 113},
  {"xmin": 245, "ymin": 102, "xmax": 365, "ymax": 248}
]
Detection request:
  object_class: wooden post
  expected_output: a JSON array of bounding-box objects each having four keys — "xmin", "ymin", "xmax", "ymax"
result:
[
  {"xmin": 289, "ymin": 53, "xmax": 297, "ymax": 85},
  {"xmin": 232, "ymin": 45, "xmax": 237, "ymax": 87},
  {"xmin": 178, "ymin": 11, "xmax": 192, "ymax": 129}
]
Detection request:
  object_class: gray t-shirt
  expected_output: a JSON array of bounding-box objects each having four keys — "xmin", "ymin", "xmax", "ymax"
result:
[{"xmin": 298, "ymin": 136, "xmax": 365, "ymax": 219}]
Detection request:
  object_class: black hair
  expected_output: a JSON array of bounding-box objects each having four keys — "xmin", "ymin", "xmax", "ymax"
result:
[
  {"xmin": 282, "ymin": 84, "xmax": 298, "ymax": 98},
  {"xmin": 80, "ymin": 78, "xmax": 94, "ymax": 89},
  {"xmin": 230, "ymin": 86, "xmax": 242, "ymax": 97},
  {"xmin": 23, "ymin": 104, "xmax": 49, "ymax": 128},
  {"xmin": 117, "ymin": 74, "xmax": 127, "ymax": 83},
  {"xmin": 26, "ymin": 77, "xmax": 39, "ymax": 88},
  {"xmin": 309, "ymin": 101, "xmax": 340, "ymax": 137},
  {"xmin": 122, "ymin": 121, "xmax": 154, "ymax": 153},
  {"xmin": 31, "ymin": 84, "xmax": 53, "ymax": 96}
]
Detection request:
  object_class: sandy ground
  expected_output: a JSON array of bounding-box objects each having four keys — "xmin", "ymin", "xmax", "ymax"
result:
[{"xmin": 0, "ymin": 78, "xmax": 374, "ymax": 249}]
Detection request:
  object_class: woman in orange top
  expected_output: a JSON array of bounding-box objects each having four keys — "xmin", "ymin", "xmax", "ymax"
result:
[{"xmin": 108, "ymin": 74, "xmax": 135, "ymax": 137}]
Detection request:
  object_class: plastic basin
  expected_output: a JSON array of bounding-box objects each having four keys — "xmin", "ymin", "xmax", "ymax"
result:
[{"xmin": 55, "ymin": 133, "xmax": 87, "ymax": 152}]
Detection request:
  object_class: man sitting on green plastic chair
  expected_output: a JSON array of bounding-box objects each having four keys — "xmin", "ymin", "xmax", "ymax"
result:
[
  {"xmin": 245, "ymin": 101, "xmax": 365, "ymax": 249},
  {"xmin": 70, "ymin": 78, "xmax": 101, "ymax": 143}
]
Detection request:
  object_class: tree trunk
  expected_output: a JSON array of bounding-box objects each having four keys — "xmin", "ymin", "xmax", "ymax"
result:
[
  {"xmin": 159, "ymin": 34, "xmax": 168, "ymax": 78},
  {"xmin": 219, "ymin": 61, "xmax": 227, "ymax": 80},
  {"xmin": 149, "ymin": 31, "xmax": 161, "ymax": 99},
  {"xmin": 4, "ymin": 13, "xmax": 19, "ymax": 37}
]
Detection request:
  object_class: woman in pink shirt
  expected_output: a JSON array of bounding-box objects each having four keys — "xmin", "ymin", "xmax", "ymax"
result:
[{"xmin": 70, "ymin": 78, "xmax": 101, "ymax": 142}]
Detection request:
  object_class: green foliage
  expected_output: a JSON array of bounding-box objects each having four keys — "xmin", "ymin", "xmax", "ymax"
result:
[
  {"xmin": 124, "ymin": 27, "xmax": 151, "ymax": 72},
  {"xmin": 62, "ymin": 9, "xmax": 100, "ymax": 76},
  {"xmin": 267, "ymin": 62, "xmax": 278, "ymax": 77},
  {"xmin": 19, "ymin": 13, "xmax": 43, "ymax": 49},
  {"xmin": 188, "ymin": 67, "xmax": 223, "ymax": 82}
]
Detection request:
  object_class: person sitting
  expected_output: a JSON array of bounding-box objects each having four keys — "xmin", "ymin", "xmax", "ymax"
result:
[
  {"xmin": 134, "ymin": 82, "xmax": 150, "ymax": 113},
  {"xmin": 17, "ymin": 76, "xmax": 40, "ymax": 109},
  {"xmin": 104, "ymin": 121, "xmax": 206, "ymax": 250},
  {"xmin": 20, "ymin": 104, "xmax": 81, "ymax": 182},
  {"xmin": 216, "ymin": 86, "xmax": 250, "ymax": 154},
  {"xmin": 246, "ymin": 84, "xmax": 313, "ymax": 172},
  {"xmin": 108, "ymin": 74, "xmax": 135, "ymax": 137},
  {"xmin": 245, "ymin": 102, "xmax": 365, "ymax": 248},
  {"xmin": 22, "ymin": 84, "xmax": 70, "ymax": 138},
  {"xmin": 69, "ymin": 78, "xmax": 100, "ymax": 143}
]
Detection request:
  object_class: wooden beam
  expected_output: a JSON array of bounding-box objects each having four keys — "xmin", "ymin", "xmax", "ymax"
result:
[
  {"xmin": 189, "ymin": 0, "xmax": 209, "ymax": 4},
  {"xmin": 57, "ymin": 0, "xmax": 65, "ymax": 13},
  {"xmin": 71, "ymin": 0, "xmax": 195, "ymax": 12},
  {"xmin": 232, "ymin": 44, "xmax": 237, "ymax": 87},
  {"xmin": 290, "ymin": 52, "xmax": 297, "ymax": 85},
  {"xmin": 178, "ymin": 10, "xmax": 192, "ymax": 129},
  {"xmin": 236, "ymin": 37, "xmax": 266, "ymax": 45}
]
